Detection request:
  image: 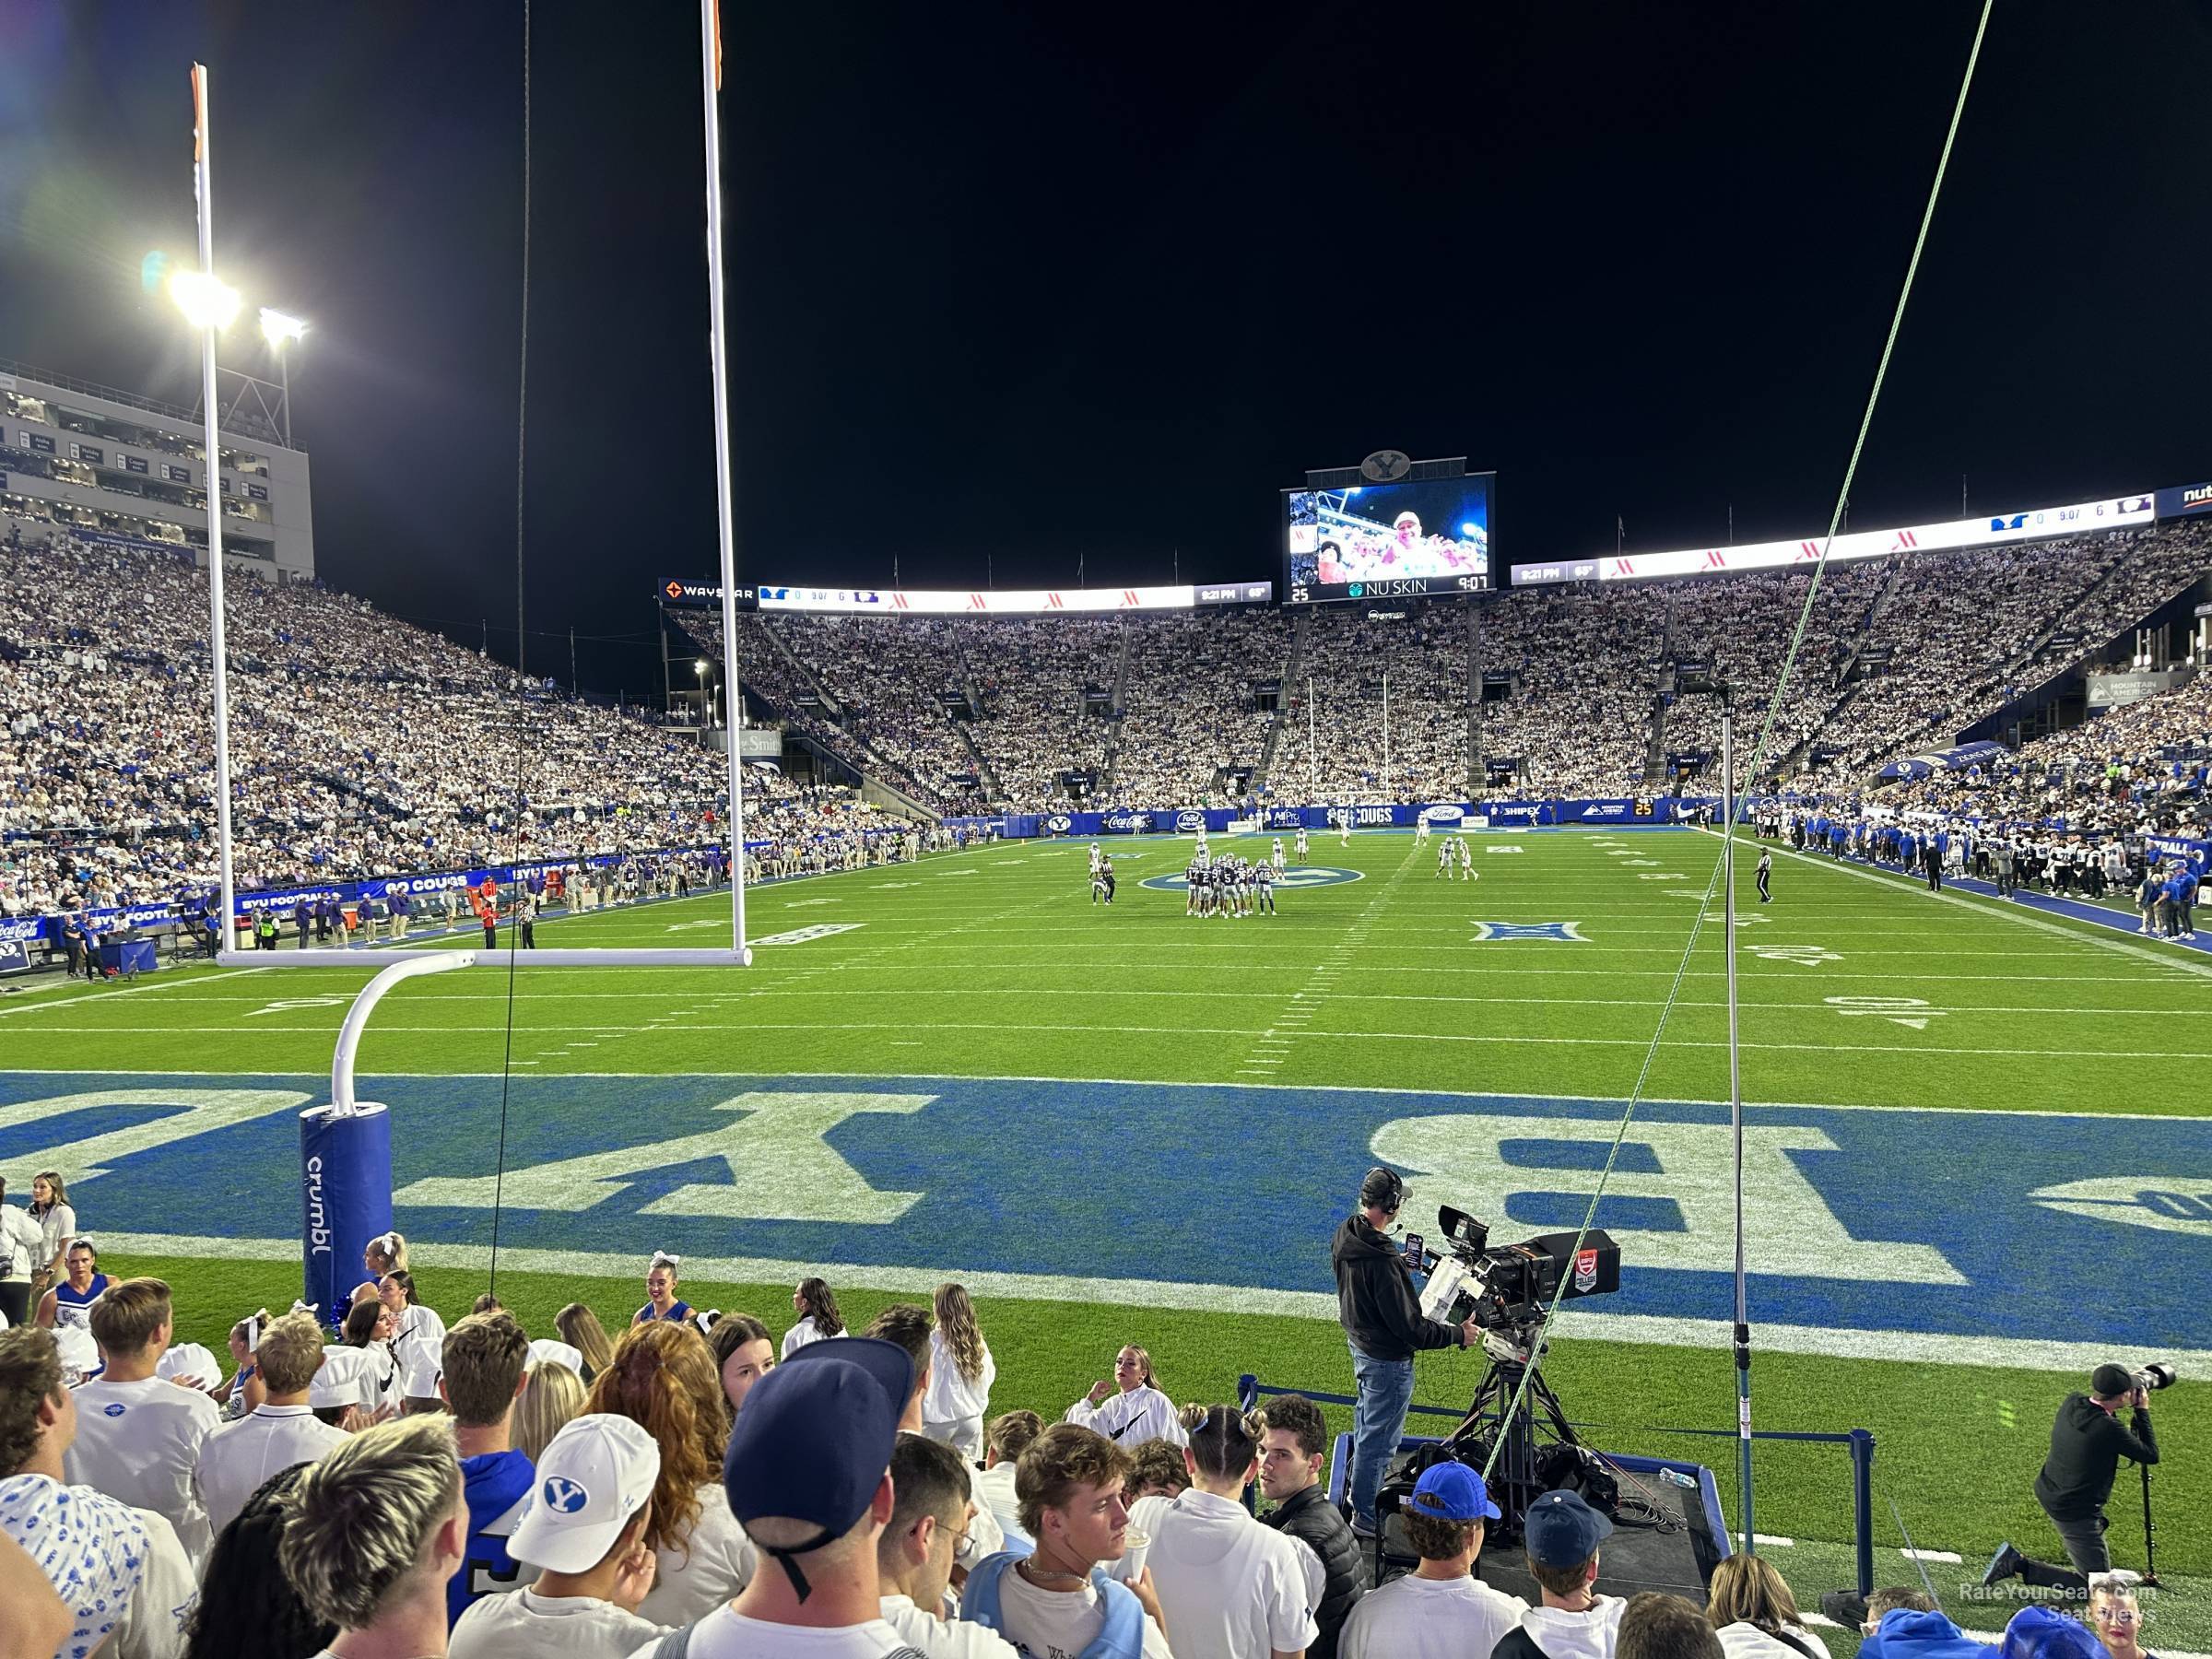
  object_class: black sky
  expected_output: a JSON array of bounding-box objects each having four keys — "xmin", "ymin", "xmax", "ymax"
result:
[{"xmin": 4, "ymin": 1, "xmax": 2207, "ymax": 696}]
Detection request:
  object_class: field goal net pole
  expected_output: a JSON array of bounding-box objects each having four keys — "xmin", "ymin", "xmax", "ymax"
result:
[
  {"xmin": 200, "ymin": 2, "xmax": 754, "ymax": 974},
  {"xmin": 1723, "ymin": 700, "xmax": 1755, "ymax": 1554}
]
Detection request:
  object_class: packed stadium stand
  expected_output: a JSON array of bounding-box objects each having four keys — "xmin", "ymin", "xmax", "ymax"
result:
[
  {"xmin": 7, "ymin": 502, "xmax": 2208, "ymax": 928},
  {"xmin": 0, "ymin": 525, "xmax": 921, "ymax": 924}
]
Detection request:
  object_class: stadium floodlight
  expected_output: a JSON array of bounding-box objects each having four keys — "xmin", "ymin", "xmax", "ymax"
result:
[
  {"xmin": 259, "ymin": 306, "xmax": 308, "ymax": 345},
  {"xmin": 171, "ymin": 268, "xmax": 242, "ymax": 331}
]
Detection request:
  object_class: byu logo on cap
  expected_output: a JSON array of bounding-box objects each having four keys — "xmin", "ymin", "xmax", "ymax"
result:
[
  {"xmin": 103, "ymin": 1404, "xmax": 126, "ymax": 1418},
  {"xmin": 542, "ymin": 1476, "xmax": 591, "ymax": 1514}
]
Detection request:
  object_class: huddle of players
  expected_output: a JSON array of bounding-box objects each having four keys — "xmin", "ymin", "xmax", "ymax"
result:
[{"xmin": 1187, "ymin": 853, "xmax": 1277, "ymax": 917}]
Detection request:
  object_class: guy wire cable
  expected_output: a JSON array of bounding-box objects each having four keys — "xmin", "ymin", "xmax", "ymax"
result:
[
  {"xmin": 1476, "ymin": 0, "xmax": 1994, "ymax": 1493},
  {"xmin": 487, "ymin": 0, "xmax": 533, "ymax": 1300}
]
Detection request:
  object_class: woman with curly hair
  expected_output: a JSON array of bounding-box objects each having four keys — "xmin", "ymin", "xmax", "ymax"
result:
[
  {"xmin": 781, "ymin": 1276, "xmax": 843, "ymax": 1357},
  {"xmin": 583, "ymin": 1319, "xmax": 754, "ymax": 1625},
  {"xmin": 922, "ymin": 1281, "xmax": 996, "ymax": 1459}
]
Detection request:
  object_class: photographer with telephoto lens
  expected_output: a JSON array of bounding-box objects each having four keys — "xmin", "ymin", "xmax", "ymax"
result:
[
  {"xmin": 1331, "ymin": 1168, "xmax": 1478, "ymax": 1540},
  {"xmin": 1983, "ymin": 1362, "xmax": 2168, "ymax": 1596}
]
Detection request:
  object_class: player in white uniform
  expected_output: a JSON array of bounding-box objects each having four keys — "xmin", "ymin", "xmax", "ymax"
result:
[
  {"xmin": 1438, "ymin": 839, "xmax": 1454, "ymax": 878},
  {"xmin": 1271, "ymin": 837, "xmax": 1286, "ymax": 872},
  {"xmin": 1294, "ymin": 826, "xmax": 1309, "ymax": 864},
  {"xmin": 1417, "ymin": 815, "xmax": 1431, "ymax": 844},
  {"xmin": 1458, "ymin": 838, "xmax": 1476, "ymax": 881},
  {"xmin": 1088, "ymin": 842, "xmax": 1102, "ymax": 877}
]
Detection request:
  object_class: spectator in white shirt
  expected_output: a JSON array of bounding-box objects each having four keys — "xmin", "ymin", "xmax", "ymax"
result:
[
  {"xmin": 65, "ymin": 1275, "xmax": 222, "ymax": 1563},
  {"xmin": 0, "ymin": 1178, "xmax": 45, "ymax": 1328},
  {"xmin": 193, "ymin": 1311, "xmax": 348, "ymax": 1539},
  {"xmin": 278, "ymin": 1414, "xmax": 470, "ymax": 1659},
  {"xmin": 863, "ymin": 1304, "xmax": 1006, "ymax": 1568},
  {"xmin": 619, "ymin": 1335, "xmax": 926, "ymax": 1658},
  {"xmin": 1700, "ymin": 1554, "xmax": 1821, "ymax": 1659},
  {"xmin": 1497, "ymin": 1490, "xmax": 1628, "ymax": 1659},
  {"xmin": 877, "ymin": 1432, "xmax": 1019, "ymax": 1658},
  {"xmin": 27, "ymin": 1173, "xmax": 74, "ymax": 1303},
  {"xmin": 1128, "ymin": 1404, "xmax": 1316, "ymax": 1659},
  {"xmin": 0, "ymin": 1324, "xmax": 201, "ymax": 1659},
  {"xmin": 585, "ymin": 1319, "xmax": 756, "ymax": 1629},
  {"xmin": 782, "ymin": 1276, "xmax": 845, "ymax": 1358},
  {"xmin": 974, "ymin": 1410, "xmax": 1043, "ymax": 1552},
  {"xmin": 182, "ymin": 1464, "xmax": 337, "ymax": 1659},
  {"xmin": 1066, "ymin": 1345, "xmax": 1189, "ymax": 1449},
  {"xmin": 923, "ymin": 1283, "xmax": 996, "ymax": 1461},
  {"xmin": 961, "ymin": 1423, "xmax": 1171, "ymax": 1659},
  {"xmin": 452, "ymin": 1412, "xmax": 672, "ymax": 1659},
  {"xmin": 1337, "ymin": 1462, "xmax": 1523, "ymax": 1659}
]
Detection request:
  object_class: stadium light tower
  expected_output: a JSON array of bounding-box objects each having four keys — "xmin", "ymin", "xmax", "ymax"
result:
[{"xmin": 259, "ymin": 307, "xmax": 308, "ymax": 446}]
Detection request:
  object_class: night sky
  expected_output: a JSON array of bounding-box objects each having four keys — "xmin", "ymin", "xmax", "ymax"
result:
[{"xmin": 4, "ymin": 1, "xmax": 2206, "ymax": 696}]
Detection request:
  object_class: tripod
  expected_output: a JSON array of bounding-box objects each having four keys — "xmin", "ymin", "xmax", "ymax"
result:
[
  {"xmin": 2138, "ymin": 1460, "xmax": 2162, "ymax": 1587},
  {"xmin": 1437, "ymin": 1324, "xmax": 1583, "ymax": 1537}
]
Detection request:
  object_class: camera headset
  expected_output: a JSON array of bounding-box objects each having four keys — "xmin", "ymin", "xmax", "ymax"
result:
[{"xmin": 1359, "ymin": 1166, "xmax": 1407, "ymax": 1226}]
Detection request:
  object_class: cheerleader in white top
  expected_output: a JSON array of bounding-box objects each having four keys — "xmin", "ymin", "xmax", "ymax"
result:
[
  {"xmin": 1065, "ymin": 1344, "xmax": 1189, "ymax": 1447},
  {"xmin": 376, "ymin": 1269, "xmax": 446, "ymax": 1390},
  {"xmin": 781, "ymin": 1274, "xmax": 846, "ymax": 1358}
]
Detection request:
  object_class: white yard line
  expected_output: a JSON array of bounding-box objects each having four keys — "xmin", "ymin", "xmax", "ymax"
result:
[{"xmin": 91, "ymin": 1229, "xmax": 2212, "ymax": 1374}]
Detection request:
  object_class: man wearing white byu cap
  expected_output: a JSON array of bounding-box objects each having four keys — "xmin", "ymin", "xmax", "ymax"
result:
[
  {"xmin": 193, "ymin": 1311, "xmax": 348, "ymax": 1539},
  {"xmin": 626, "ymin": 1336, "xmax": 925, "ymax": 1658},
  {"xmin": 451, "ymin": 1412, "xmax": 673, "ymax": 1658}
]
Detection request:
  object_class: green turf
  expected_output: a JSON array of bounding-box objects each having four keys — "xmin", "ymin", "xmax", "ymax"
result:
[{"xmin": 8, "ymin": 828, "xmax": 2208, "ymax": 1632}]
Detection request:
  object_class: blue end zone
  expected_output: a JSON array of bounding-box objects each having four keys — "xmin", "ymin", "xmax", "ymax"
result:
[{"xmin": 3, "ymin": 1073, "xmax": 2206, "ymax": 1357}]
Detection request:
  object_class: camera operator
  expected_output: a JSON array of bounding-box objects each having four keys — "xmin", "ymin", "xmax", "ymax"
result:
[
  {"xmin": 1332, "ymin": 1168, "xmax": 1478, "ymax": 1539},
  {"xmin": 1983, "ymin": 1364, "xmax": 2159, "ymax": 1595}
]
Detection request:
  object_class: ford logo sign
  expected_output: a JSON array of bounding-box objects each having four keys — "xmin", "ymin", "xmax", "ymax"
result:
[
  {"xmin": 1174, "ymin": 810, "xmax": 1206, "ymax": 832},
  {"xmin": 1420, "ymin": 805, "xmax": 1465, "ymax": 823}
]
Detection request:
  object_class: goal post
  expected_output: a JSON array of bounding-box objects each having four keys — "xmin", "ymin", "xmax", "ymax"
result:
[{"xmin": 191, "ymin": 2, "xmax": 754, "ymax": 975}]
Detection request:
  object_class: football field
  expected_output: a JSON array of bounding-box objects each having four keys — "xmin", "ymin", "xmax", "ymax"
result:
[{"xmin": 4, "ymin": 825, "xmax": 2207, "ymax": 1645}]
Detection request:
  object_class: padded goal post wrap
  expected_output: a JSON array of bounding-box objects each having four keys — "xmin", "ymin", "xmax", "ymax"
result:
[{"xmin": 300, "ymin": 1102, "xmax": 394, "ymax": 1315}]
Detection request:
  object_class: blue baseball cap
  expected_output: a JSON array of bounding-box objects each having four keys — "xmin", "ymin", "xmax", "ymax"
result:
[
  {"xmin": 724, "ymin": 1336, "xmax": 912, "ymax": 1599},
  {"xmin": 1407, "ymin": 1462, "xmax": 1501, "ymax": 1523},
  {"xmin": 1524, "ymin": 1488, "xmax": 1613, "ymax": 1567}
]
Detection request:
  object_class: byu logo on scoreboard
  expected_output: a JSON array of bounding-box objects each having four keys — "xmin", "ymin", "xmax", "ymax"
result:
[{"xmin": 1471, "ymin": 922, "xmax": 1586, "ymax": 941}]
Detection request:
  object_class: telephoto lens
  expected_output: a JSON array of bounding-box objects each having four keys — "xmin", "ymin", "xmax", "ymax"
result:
[{"xmin": 2136, "ymin": 1363, "xmax": 2178, "ymax": 1392}]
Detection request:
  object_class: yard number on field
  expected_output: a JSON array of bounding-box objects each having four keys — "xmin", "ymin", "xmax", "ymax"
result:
[{"xmin": 1824, "ymin": 994, "xmax": 1945, "ymax": 1030}]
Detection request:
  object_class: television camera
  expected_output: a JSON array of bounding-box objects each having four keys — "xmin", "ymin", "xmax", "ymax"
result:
[{"xmin": 1379, "ymin": 1207, "xmax": 1623, "ymax": 1546}]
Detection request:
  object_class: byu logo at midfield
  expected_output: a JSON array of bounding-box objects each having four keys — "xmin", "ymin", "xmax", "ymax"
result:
[
  {"xmin": 543, "ymin": 1477, "xmax": 591, "ymax": 1513},
  {"xmin": 1471, "ymin": 922, "xmax": 1585, "ymax": 941},
  {"xmin": 1138, "ymin": 865, "xmax": 1365, "ymax": 892}
]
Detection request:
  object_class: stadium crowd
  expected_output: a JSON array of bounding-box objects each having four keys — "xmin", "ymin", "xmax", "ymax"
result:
[
  {"xmin": 6, "ymin": 500, "xmax": 2207, "ymax": 946},
  {"xmin": 0, "ymin": 1233, "xmax": 2152, "ymax": 1659},
  {"xmin": 0, "ymin": 529, "xmax": 922, "ymax": 933}
]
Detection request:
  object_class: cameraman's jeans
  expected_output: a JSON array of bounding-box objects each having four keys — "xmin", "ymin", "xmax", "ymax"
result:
[
  {"xmin": 2018, "ymin": 1512, "xmax": 2108, "ymax": 1595},
  {"xmin": 1349, "ymin": 1346, "xmax": 1416, "ymax": 1530}
]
